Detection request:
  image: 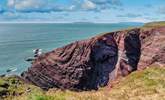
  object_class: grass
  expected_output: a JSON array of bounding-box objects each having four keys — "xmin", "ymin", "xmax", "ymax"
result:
[
  {"xmin": 0, "ymin": 76, "xmax": 44, "ymax": 100},
  {"xmin": 44, "ymin": 66, "xmax": 165, "ymax": 100},
  {"xmin": 108, "ymin": 66, "xmax": 165, "ymax": 100},
  {"xmin": 143, "ymin": 21, "xmax": 165, "ymax": 28},
  {"xmin": 1, "ymin": 66, "xmax": 165, "ymax": 100}
]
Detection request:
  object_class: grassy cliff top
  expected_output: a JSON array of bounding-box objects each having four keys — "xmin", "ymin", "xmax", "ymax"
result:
[
  {"xmin": 1, "ymin": 66, "xmax": 165, "ymax": 100},
  {"xmin": 143, "ymin": 21, "xmax": 165, "ymax": 28},
  {"xmin": 0, "ymin": 76, "xmax": 44, "ymax": 100}
]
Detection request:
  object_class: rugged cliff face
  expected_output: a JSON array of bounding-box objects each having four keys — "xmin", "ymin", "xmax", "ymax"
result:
[
  {"xmin": 21, "ymin": 34, "xmax": 118, "ymax": 90},
  {"xmin": 138, "ymin": 27, "xmax": 165, "ymax": 69},
  {"xmin": 21, "ymin": 26, "xmax": 165, "ymax": 91}
]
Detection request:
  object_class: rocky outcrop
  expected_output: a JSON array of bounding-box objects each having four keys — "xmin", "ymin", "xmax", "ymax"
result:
[
  {"xmin": 138, "ymin": 27, "xmax": 165, "ymax": 69},
  {"xmin": 21, "ymin": 26, "xmax": 165, "ymax": 91},
  {"xmin": 21, "ymin": 34, "xmax": 118, "ymax": 90}
]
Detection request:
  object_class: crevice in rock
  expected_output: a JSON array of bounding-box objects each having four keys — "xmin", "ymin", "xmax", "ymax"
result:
[
  {"xmin": 120, "ymin": 29, "xmax": 141, "ymax": 76},
  {"xmin": 89, "ymin": 34, "xmax": 118, "ymax": 89}
]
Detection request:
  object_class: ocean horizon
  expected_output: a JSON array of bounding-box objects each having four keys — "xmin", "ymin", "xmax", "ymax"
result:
[{"xmin": 0, "ymin": 23, "xmax": 143, "ymax": 75}]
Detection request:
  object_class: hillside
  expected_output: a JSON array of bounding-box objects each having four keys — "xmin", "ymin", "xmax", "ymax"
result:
[
  {"xmin": 143, "ymin": 21, "xmax": 165, "ymax": 28},
  {"xmin": 1, "ymin": 66, "xmax": 165, "ymax": 100}
]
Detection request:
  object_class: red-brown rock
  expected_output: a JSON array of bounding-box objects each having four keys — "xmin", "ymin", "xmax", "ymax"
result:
[{"xmin": 21, "ymin": 27, "xmax": 165, "ymax": 90}]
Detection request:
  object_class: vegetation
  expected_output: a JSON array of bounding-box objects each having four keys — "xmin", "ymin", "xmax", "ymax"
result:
[
  {"xmin": 0, "ymin": 76, "xmax": 44, "ymax": 100},
  {"xmin": 0, "ymin": 66, "xmax": 165, "ymax": 100},
  {"xmin": 109, "ymin": 66, "xmax": 165, "ymax": 100},
  {"xmin": 143, "ymin": 21, "xmax": 165, "ymax": 28}
]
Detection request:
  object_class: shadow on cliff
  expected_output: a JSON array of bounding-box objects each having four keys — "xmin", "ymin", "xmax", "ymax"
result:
[
  {"xmin": 76, "ymin": 34, "xmax": 118, "ymax": 90},
  {"xmin": 119, "ymin": 29, "xmax": 141, "ymax": 76}
]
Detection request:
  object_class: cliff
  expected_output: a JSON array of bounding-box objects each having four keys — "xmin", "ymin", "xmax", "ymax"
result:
[{"xmin": 21, "ymin": 23, "xmax": 165, "ymax": 91}]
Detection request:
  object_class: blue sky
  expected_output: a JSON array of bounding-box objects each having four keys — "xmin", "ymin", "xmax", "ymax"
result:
[{"xmin": 0, "ymin": 0, "xmax": 165, "ymax": 23}]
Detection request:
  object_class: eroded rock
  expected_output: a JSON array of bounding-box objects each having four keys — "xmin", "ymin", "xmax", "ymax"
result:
[
  {"xmin": 21, "ymin": 34, "xmax": 118, "ymax": 90},
  {"xmin": 21, "ymin": 27, "xmax": 165, "ymax": 90}
]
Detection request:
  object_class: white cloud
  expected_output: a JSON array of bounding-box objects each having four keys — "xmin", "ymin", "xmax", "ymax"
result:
[
  {"xmin": 6, "ymin": 0, "xmax": 79, "ymax": 13},
  {"xmin": 129, "ymin": 18, "xmax": 151, "ymax": 23},
  {"xmin": 68, "ymin": 5, "xmax": 76, "ymax": 11},
  {"xmin": 15, "ymin": 0, "xmax": 46, "ymax": 10},
  {"xmin": 6, "ymin": 0, "xmax": 122, "ymax": 13},
  {"xmin": 7, "ymin": 0, "xmax": 48, "ymax": 12},
  {"xmin": 82, "ymin": 0, "xmax": 96, "ymax": 10},
  {"xmin": 91, "ymin": 0, "xmax": 122, "ymax": 6},
  {"xmin": 7, "ymin": 0, "xmax": 15, "ymax": 7}
]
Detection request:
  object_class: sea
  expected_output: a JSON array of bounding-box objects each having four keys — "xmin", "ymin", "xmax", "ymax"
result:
[{"xmin": 0, "ymin": 22, "xmax": 143, "ymax": 75}]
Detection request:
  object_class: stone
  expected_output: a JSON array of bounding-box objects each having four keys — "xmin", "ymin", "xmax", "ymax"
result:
[{"xmin": 21, "ymin": 27, "xmax": 165, "ymax": 91}]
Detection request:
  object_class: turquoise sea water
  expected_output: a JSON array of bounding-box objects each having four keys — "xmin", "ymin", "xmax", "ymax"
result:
[{"xmin": 0, "ymin": 23, "xmax": 143, "ymax": 75}]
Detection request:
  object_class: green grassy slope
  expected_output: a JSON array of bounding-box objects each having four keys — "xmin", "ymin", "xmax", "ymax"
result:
[
  {"xmin": 0, "ymin": 76, "xmax": 44, "ymax": 100},
  {"xmin": 109, "ymin": 67, "xmax": 165, "ymax": 100},
  {"xmin": 1, "ymin": 66, "xmax": 165, "ymax": 100},
  {"xmin": 143, "ymin": 21, "xmax": 165, "ymax": 28}
]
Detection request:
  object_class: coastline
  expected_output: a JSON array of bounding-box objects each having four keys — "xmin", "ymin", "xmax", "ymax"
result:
[
  {"xmin": 0, "ymin": 22, "xmax": 143, "ymax": 75},
  {"xmin": 0, "ymin": 21, "xmax": 165, "ymax": 100}
]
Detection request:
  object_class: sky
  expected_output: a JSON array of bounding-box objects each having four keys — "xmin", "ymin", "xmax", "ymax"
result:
[{"xmin": 0, "ymin": 0, "xmax": 165, "ymax": 23}]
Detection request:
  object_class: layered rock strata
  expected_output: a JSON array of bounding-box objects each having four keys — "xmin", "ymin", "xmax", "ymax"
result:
[{"xmin": 21, "ymin": 27, "xmax": 165, "ymax": 90}]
